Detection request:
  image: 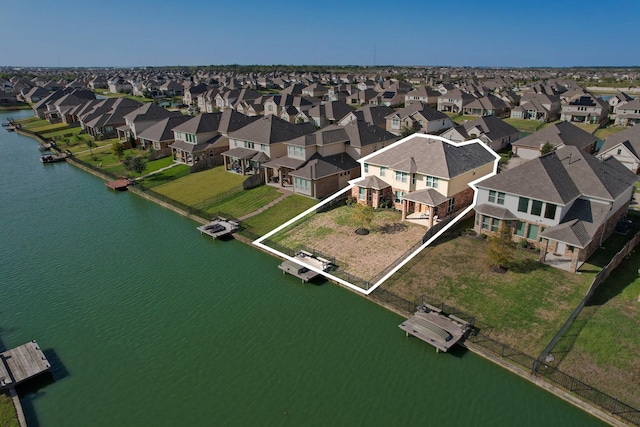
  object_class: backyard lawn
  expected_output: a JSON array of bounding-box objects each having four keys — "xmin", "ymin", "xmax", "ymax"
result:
[
  {"xmin": 503, "ymin": 118, "xmax": 550, "ymax": 133},
  {"xmin": 239, "ymin": 195, "xmax": 318, "ymax": 237},
  {"xmin": 594, "ymin": 126, "xmax": 627, "ymax": 140},
  {"xmin": 269, "ymin": 205, "xmax": 426, "ymax": 281},
  {"xmin": 381, "ymin": 221, "xmax": 594, "ymax": 355},
  {"xmin": 204, "ymin": 185, "xmax": 282, "ymax": 218},
  {"xmin": 150, "ymin": 166, "xmax": 246, "ymax": 205}
]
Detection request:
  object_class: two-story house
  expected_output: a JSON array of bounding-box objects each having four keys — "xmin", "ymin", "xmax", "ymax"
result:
[
  {"xmin": 221, "ymin": 115, "xmax": 316, "ymax": 176},
  {"xmin": 353, "ymin": 135, "xmax": 496, "ymax": 228},
  {"xmin": 436, "ymin": 88, "xmax": 476, "ymax": 114},
  {"xmin": 170, "ymin": 111, "xmax": 258, "ymax": 165},
  {"xmin": 511, "ymin": 121, "xmax": 598, "ymax": 160},
  {"xmin": 613, "ymin": 98, "xmax": 640, "ymax": 126},
  {"xmin": 474, "ymin": 146, "xmax": 637, "ymax": 272},
  {"xmin": 384, "ymin": 102, "xmax": 454, "ymax": 136},
  {"xmin": 597, "ymin": 125, "xmax": 640, "ymax": 173},
  {"xmin": 262, "ymin": 122, "xmax": 397, "ymax": 198},
  {"xmin": 441, "ymin": 115, "xmax": 519, "ymax": 152},
  {"xmin": 560, "ymin": 93, "xmax": 608, "ymax": 125}
]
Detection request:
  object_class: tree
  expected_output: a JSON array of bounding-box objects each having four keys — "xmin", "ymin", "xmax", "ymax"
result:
[
  {"xmin": 540, "ymin": 142, "xmax": 555, "ymax": 155},
  {"xmin": 128, "ymin": 133, "xmax": 137, "ymax": 149},
  {"xmin": 352, "ymin": 203, "xmax": 374, "ymax": 235},
  {"xmin": 486, "ymin": 221, "xmax": 515, "ymax": 271},
  {"xmin": 112, "ymin": 141, "xmax": 125, "ymax": 161},
  {"xmin": 123, "ymin": 155, "xmax": 147, "ymax": 177},
  {"xmin": 400, "ymin": 124, "xmax": 417, "ymax": 138},
  {"xmin": 85, "ymin": 139, "xmax": 95, "ymax": 155}
]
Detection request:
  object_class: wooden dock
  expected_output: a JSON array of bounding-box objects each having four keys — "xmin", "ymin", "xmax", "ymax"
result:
[
  {"xmin": 105, "ymin": 178, "xmax": 131, "ymax": 191},
  {"xmin": 399, "ymin": 306, "xmax": 472, "ymax": 353},
  {"xmin": 197, "ymin": 218, "xmax": 239, "ymax": 239},
  {"xmin": 278, "ymin": 250, "xmax": 332, "ymax": 282},
  {"xmin": 0, "ymin": 341, "xmax": 51, "ymax": 389}
]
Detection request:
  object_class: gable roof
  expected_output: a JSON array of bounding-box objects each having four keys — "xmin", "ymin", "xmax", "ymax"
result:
[
  {"xmin": 137, "ymin": 115, "xmax": 191, "ymax": 142},
  {"xmin": 512, "ymin": 121, "xmax": 598, "ymax": 150},
  {"xmin": 462, "ymin": 115, "xmax": 518, "ymax": 142},
  {"xmin": 478, "ymin": 145, "xmax": 637, "ymax": 204},
  {"xmin": 229, "ymin": 115, "xmax": 315, "ymax": 145},
  {"xmin": 599, "ymin": 125, "xmax": 640, "ymax": 159},
  {"xmin": 365, "ymin": 135, "xmax": 495, "ymax": 179}
]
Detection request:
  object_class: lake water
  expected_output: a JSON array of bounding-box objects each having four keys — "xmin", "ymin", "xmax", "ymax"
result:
[{"xmin": 0, "ymin": 110, "xmax": 606, "ymax": 426}]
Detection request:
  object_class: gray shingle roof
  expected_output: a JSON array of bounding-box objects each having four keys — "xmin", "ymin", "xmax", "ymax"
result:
[
  {"xmin": 365, "ymin": 136, "xmax": 495, "ymax": 179},
  {"xmin": 473, "ymin": 204, "xmax": 518, "ymax": 220},
  {"xmin": 137, "ymin": 116, "xmax": 191, "ymax": 142},
  {"xmin": 289, "ymin": 152, "xmax": 358, "ymax": 180},
  {"xmin": 478, "ymin": 145, "xmax": 637, "ymax": 204},
  {"xmin": 402, "ymin": 188, "xmax": 449, "ymax": 206},
  {"xmin": 512, "ymin": 121, "xmax": 597, "ymax": 150},
  {"xmin": 599, "ymin": 125, "xmax": 640, "ymax": 159},
  {"xmin": 229, "ymin": 115, "xmax": 316, "ymax": 145}
]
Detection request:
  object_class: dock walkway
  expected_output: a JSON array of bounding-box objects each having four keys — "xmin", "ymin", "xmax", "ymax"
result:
[{"xmin": 0, "ymin": 341, "xmax": 51, "ymax": 389}]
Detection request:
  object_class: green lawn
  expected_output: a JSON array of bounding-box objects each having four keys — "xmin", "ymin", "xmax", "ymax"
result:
[
  {"xmin": 204, "ymin": 185, "xmax": 282, "ymax": 218},
  {"xmin": 382, "ymin": 219, "xmax": 594, "ymax": 354},
  {"xmin": 42, "ymin": 126, "xmax": 83, "ymax": 139},
  {"xmin": 572, "ymin": 123, "xmax": 600, "ymax": 134},
  {"xmin": 444, "ymin": 112, "xmax": 476, "ymax": 124},
  {"xmin": 594, "ymin": 126, "xmax": 627, "ymax": 140},
  {"xmin": 26, "ymin": 122, "xmax": 69, "ymax": 134},
  {"xmin": 556, "ymin": 242, "xmax": 640, "ymax": 408},
  {"xmin": 140, "ymin": 164, "xmax": 191, "ymax": 188},
  {"xmin": 0, "ymin": 391, "xmax": 19, "ymax": 427},
  {"xmin": 151, "ymin": 166, "xmax": 246, "ymax": 204},
  {"xmin": 240, "ymin": 195, "xmax": 318, "ymax": 236},
  {"xmin": 503, "ymin": 118, "xmax": 550, "ymax": 133},
  {"xmin": 16, "ymin": 117, "xmax": 50, "ymax": 129}
]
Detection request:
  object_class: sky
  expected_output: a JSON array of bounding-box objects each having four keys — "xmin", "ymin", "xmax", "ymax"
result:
[{"xmin": 2, "ymin": 0, "xmax": 639, "ymax": 68}]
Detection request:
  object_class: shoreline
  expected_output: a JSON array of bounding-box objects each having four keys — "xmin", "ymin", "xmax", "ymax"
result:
[{"xmin": 16, "ymin": 128, "xmax": 630, "ymax": 427}]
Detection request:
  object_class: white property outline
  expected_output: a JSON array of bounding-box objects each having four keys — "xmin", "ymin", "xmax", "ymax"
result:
[{"xmin": 253, "ymin": 133, "xmax": 500, "ymax": 295}]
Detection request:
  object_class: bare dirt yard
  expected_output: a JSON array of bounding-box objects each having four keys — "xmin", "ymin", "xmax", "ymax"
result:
[{"xmin": 270, "ymin": 206, "xmax": 426, "ymax": 281}]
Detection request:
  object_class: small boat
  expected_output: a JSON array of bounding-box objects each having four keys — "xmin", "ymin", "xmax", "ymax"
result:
[{"xmin": 40, "ymin": 154, "xmax": 66, "ymax": 163}]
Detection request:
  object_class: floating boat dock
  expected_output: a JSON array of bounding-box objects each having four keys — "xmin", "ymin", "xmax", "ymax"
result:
[
  {"xmin": 197, "ymin": 217, "xmax": 239, "ymax": 239},
  {"xmin": 278, "ymin": 250, "xmax": 332, "ymax": 282},
  {"xmin": 40, "ymin": 153, "xmax": 66, "ymax": 163},
  {"xmin": 399, "ymin": 304, "xmax": 472, "ymax": 353},
  {"xmin": 0, "ymin": 341, "xmax": 51, "ymax": 389},
  {"xmin": 105, "ymin": 178, "xmax": 131, "ymax": 191}
]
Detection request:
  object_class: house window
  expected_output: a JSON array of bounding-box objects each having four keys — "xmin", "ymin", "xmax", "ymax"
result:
[
  {"xmin": 481, "ymin": 216, "xmax": 490, "ymax": 230},
  {"xmin": 544, "ymin": 203, "xmax": 557, "ymax": 220},
  {"xmin": 488, "ymin": 190, "xmax": 505, "ymax": 205},
  {"xmin": 514, "ymin": 221, "xmax": 526, "ymax": 236},
  {"xmin": 491, "ymin": 218, "xmax": 499, "ymax": 232},
  {"xmin": 380, "ymin": 166, "xmax": 386, "ymax": 177},
  {"xmin": 530, "ymin": 200, "xmax": 543, "ymax": 216},
  {"xmin": 527, "ymin": 224, "xmax": 539, "ymax": 240},
  {"xmin": 392, "ymin": 119, "xmax": 400, "ymax": 129},
  {"xmin": 364, "ymin": 163, "xmax": 369, "ymax": 173},
  {"xmin": 359, "ymin": 187, "xmax": 366, "ymax": 201},
  {"xmin": 425, "ymin": 176, "xmax": 438, "ymax": 188},
  {"xmin": 288, "ymin": 146, "xmax": 304, "ymax": 158},
  {"xmin": 294, "ymin": 177, "xmax": 310, "ymax": 194},
  {"xmin": 268, "ymin": 105, "xmax": 273, "ymax": 112},
  {"xmin": 412, "ymin": 174, "xmax": 416, "ymax": 185},
  {"xmin": 244, "ymin": 141, "xmax": 255, "ymax": 149},
  {"xmin": 260, "ymin": 144, "xmax": 267, "ymax": 151},
  {"xmin": 395, "ymin": 171, "xmax": 408, "ymax": 183},
  {"xmin": 394, "ymin": 190, "xmax": 405, "ymax": 203},
  {"xmin": 617, "ymin": 149, "xmax": 622, "ymax": 155},
  {"xmin": 447, "ymin": 198, "xmax": 455, "ymax": 213},
  {"xmin": 518, "ymin": 197, "xmax": 529, "ymax": 213}
]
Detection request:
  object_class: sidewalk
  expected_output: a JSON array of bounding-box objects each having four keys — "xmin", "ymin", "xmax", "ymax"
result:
[
  {"xmin": 238, "ymin": 191, "xmax": 292, "ymax": 221},
  {"xmin": 136, "ymin": 162, "xmax": 180, "ymax": 180}
]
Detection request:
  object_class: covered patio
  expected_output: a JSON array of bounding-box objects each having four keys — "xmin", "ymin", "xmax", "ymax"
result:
[
  {"xmin": 221, "ymin": 147, "xmax": 267, "ymax": 176},
  {"xmin": 263, "ymin": 156, "xmax": 306, "ymax": 188},
  {"xmin": 400, "ymin": 189, "xmax": 449, "ymax": 228}
]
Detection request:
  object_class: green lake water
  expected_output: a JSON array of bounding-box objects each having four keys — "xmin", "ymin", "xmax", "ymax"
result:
[{"xmin": 0, "ymin": 110, "xmax": 605, "ymax": 426}]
